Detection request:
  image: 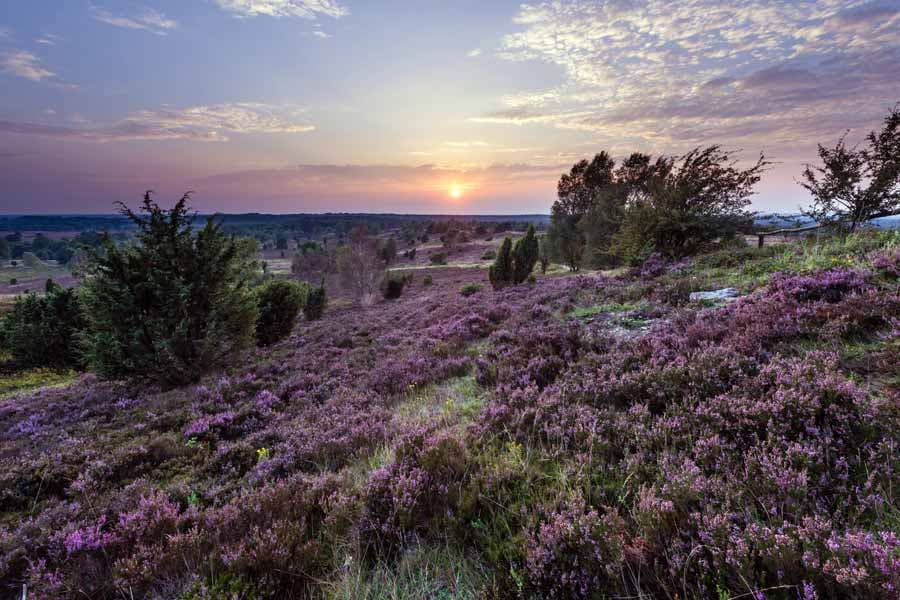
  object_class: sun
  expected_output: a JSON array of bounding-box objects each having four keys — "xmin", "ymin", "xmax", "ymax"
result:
[{"xmin": 448, "ymin": 183, "xmax": 464, "ymax": 199}]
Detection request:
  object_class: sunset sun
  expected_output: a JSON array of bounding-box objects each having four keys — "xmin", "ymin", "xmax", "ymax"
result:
[{"xmin": 448, "ymin": 183, "xmax": 464, "ymax": 199}]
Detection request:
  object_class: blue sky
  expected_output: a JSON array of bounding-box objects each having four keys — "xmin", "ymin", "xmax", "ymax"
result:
[{"xmin": 1, "ymin": 0, "xmax": 899, "ymax": 214}]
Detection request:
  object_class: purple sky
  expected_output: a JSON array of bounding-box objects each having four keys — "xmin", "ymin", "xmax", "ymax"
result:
[{"xmin": 1, "ymin": 1, "xmax": 899, "ymax": 214}]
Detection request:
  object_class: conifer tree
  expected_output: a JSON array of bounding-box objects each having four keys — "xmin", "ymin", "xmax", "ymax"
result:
[
  {"xmin": 82, "ymin": 192, "xmax": 258, "ymax": 386},
  {"xmin": 512, "ymin": 225, "xmax": 539, "ymax": 283},
  {"xmin": 489, "ymin": 237, "xmax": 514, "ymax": 288}
]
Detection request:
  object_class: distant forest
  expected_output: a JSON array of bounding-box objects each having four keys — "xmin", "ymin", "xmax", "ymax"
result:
[{"xmin": 0, "ymin": 212, "xmax": 550, "ymax": 233}]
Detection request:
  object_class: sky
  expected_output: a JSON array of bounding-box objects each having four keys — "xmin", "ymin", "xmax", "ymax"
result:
[{"xmin": 0, "ymin": 0, "xmax": 899, "ymax": 215}]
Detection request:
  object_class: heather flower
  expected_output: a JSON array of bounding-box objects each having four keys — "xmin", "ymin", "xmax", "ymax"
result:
[{"xmin": 525, "ymin": 492, "xmax": 623, "ymax": 599}]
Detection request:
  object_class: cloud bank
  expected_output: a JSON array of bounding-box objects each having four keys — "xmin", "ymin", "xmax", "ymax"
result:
[{"xmin": 480, "ymin": 0, "xmax": 900, "ymax": 155}]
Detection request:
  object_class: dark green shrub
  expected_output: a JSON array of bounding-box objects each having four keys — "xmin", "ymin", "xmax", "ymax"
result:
[
  {"xmin": 512, "ymin": 225, "xmax": 539, "ymax": 283},
  {"xmin": 1, "ymin": 280, "xmax": 87, "ymax": 369},
  {"xmin": 430, "ymin": 251, "xmax": 447, "ymax": 265},
  {"xmin": 381, "ymin": 272, "xmax": 408, "ymax": 300},
  {"xmin": 304, "ymin": 281, "xmax": 327, "ymax": 321},
  {"xmin": 423, "ymin": 274, "xmax": 433, "ymax": 286},
  {"xmin": 481, "ymin": 249, "xmax": 497, "ymax": 260},
  {"xmin": 460, "ymin": 283, "xmax": 482, "ymax": 297},
  {"xmin": 489, "ymin": 238, "xmax": 514, "ymax": 288},
  {"xmin": 9, "ymin": 278, "xmax": 16, "ymax": 285},
  {"xmin": 255, "ymin": 279, "xmax": 309, "ymax": 346},
  {"xmin": 81, "ymin": 192, "xmax": 259, "ymax": 386},
  {"xmin": 379, "ymin": 237, "xmax": 398, "ymax": 264}
]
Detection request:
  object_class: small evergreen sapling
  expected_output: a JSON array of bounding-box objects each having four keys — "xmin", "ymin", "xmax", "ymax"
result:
[
  {"xmin": 255, "ymin": 279, "xmax": 309, "ymax": 346},
  {"xmin": 304, "ymin": 279, "xmax": 327, "ymax": 321}
]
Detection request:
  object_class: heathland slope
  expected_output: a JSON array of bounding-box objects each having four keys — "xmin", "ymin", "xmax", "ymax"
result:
[{"xmin": 1, "ymin": 232, "xmax": 899, "ymax": 599}]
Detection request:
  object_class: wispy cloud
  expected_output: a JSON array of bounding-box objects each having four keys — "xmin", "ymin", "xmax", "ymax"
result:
[
  {"xmin": 0, "ymin": 26, "xmax": 12, "ymax": 40},
  {"xmin": 0, "ymin": 103, "xmax": 315, "ymax": 142},
  {"xmin": 467, "ymin": 48, "xmax": 482, "ymax": 58},
  {"xmin": 480, "ymin": 0, "xmax": 900, "ymax": 155},
  {"xmin": 0, "ymin": 49, "xmax": 55, "ymax": 82},
  {"xmin": 215, "ymin": 0, "xmax": 348, "ymax": 19},
  {"xmin": 35, "ymin": 33, "xmax": 62, "ymax": 45},
  {"xmin": 444, "ymin": 140, "xmax": 490, "ymax": 148},
  {"xmin": 90, "ymin": 4, "xmax": 178, "ymax": 35}
]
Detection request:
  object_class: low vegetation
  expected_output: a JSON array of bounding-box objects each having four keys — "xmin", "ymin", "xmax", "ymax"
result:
[{"xmin": 0, "ymin": 227, "xmax": 897, "ymax": 599}]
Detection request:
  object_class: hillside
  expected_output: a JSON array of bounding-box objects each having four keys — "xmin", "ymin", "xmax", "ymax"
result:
[{"xmin": 1, "ymin": 231, "xmax": 899, "ymax": 599}]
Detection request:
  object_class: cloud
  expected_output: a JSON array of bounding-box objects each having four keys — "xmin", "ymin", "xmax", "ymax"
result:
[
  {"xmin": 471, "ymin": 108, "xmax": 592, "ymax": 126},
  {"xmin": 35, "ymin": 33, "xmax": 62, "ymax": 45},
  {"xmin": 481, "ymin": 1, "xmax": 900, "ymax": 156},
  {"xmin": 0, "ymin": 26, "xmax": 11, "ymax": 40},
  {"xmin": 444, "ymin": 140, "xmax": 490, "ymax": 148},
  {"xmin": 91, "ymin": 4, "xmax": 177, "ymax": 35},
  {"xmin": 311, "ymin": 30, "xmax": 331, "ymax": 38},
  {"xmin": 0, "ymin": 103, "xmax": 315, "ymax": 142},
  {"xmin": 467, "ymin": 48, "xmax": 482, "ymax": 58},
  {"xmin": 215, "ymin": 0, "xmax": 348, "ymax": 19},
  {"xmin": 0, "ymin": 49, "xmax": 55, "ymax": 82}
]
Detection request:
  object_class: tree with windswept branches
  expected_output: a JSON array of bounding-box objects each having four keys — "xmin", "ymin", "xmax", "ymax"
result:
[
  {"xmin": 801, "ymin": 104, "xmax": 900, "ymax": 232},
  {"xmin": 82, "ymin": 191, "xmax": 259, "ymax": 386},
  {"xmin": 613, "ymin": 146, "xmax": 768, "ymax": 259},
  {"xmin": 547, "ymin": 152, "xmax": 616, "ymax": 271}
]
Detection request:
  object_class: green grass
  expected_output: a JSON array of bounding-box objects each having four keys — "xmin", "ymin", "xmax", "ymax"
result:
[
  {"xmin": 0, "ymin": 367, "xmax": 77, "ymax": 397},
  {"xmin": 686, "ymin": 230, "xmax": 900, "ymax": 291},
  {"xmin": 394, "ymin": 375, "xmax": 487, "ymax": 429},
  {"xmin": 328, "ymin": 544, "xmax": 488, "ymax": 600},
  {"xmin": 460, "ymin": 283, "xmax": 483, "ymax": 297},
  {"xmin": 568, "ymin": 302, "xmax": 641, "ymax": 320}
]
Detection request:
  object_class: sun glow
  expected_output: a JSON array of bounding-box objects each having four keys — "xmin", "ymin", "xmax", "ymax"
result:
[{"xmin": 448, "ymin": 183, "xmax": 464, "ymax": 199}]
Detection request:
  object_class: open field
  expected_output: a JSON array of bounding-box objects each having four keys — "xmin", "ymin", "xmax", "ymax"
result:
[{"xmin": 1, "ymin": 231, "xmax": 899, "ymax": 599}]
